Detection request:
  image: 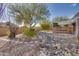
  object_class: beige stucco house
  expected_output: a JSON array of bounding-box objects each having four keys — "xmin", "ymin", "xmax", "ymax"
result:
[{"xmin": 52, "ymin": 12, "xmax": 79, "ymax": 38}]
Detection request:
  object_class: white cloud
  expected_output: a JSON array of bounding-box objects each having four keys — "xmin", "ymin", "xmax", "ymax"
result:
[{"xmin": 72, "ymin": 3, "xmax": 77, "ymax": 7}]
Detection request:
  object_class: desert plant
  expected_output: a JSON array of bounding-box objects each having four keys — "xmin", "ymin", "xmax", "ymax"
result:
[
  {"xmin": 40, "ymin": 20, "xmax": 52, "ymax": 30},
  {"xmin": 8, "ymin": 3, "xmax": 49, "ymax": 38},
  {"xmin": 6, "ymin": 22, "xmax": 18, "ymax": 39},
  {"xmin": 23, "ymin": 27, "xmax": 37, "ymax": 38},
  {"xmin": 53, "ymin": 16, "xmax": 70, "ymax": 22}
]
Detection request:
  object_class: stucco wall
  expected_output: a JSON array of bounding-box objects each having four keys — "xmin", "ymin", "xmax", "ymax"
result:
[
  {"xmin": 0, "ymin": 26, "xmax": 24, "ymax": 37},
  {"xmin": 0, "ymin": 26, "xmax": 9, "ymax": 36}
]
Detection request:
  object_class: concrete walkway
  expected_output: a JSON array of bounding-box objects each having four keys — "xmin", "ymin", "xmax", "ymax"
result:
[
  {"xmin": 0, "ymin": 34, "xmax": 23, "ymax": 48},
  {"xmin": 0, "ymin": 37, "xmax": 9, "ymax": 48}
]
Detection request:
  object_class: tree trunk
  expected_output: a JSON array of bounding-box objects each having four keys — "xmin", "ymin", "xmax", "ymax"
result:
[
  {"xmin": 9, "ymin": 24, "xmax": 18, "ymax": 39},
  {"xmin": 6, "ymin": 22, "xmax": 18, "ymax": 39},
  {"xmin": 9, "ymin": 31, "xmax": 16, "ymax": 39}
]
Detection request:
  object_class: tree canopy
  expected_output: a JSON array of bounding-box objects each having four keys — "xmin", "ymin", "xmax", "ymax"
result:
[
  {"xmin": 8, "ymin": 3, "xmax": 49, "ymax": 28},
  {"xmin": 53, "ymin": 16, "xmax": 70, "ymax": 22}
]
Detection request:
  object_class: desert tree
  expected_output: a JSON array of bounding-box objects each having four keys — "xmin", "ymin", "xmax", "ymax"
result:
[
  {"xmin": 53, "ymin": 16, "xmax": 70, "ymax": 22},
  {"xmin": 8, "ymin": 3, "xmax": 49, "ymax": 38},
  {"xmin": 3, "ymin": 4, "xmax": 19, "ymax": 39},
  {"xmin": 8, "ymin": 3, "xmax": 49, "ymax": 28}
]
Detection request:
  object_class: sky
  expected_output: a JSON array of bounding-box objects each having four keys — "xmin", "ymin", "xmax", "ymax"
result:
[{"xmin": 46, "ymin": 3, "xmax": 79, "ymax": 21}]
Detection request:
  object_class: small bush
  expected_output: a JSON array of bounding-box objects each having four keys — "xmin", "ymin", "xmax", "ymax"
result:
[
  {"xmin": 23, "ymin": 27, "xmax": 37, "ymax": 38},
  {"xmin": 40, "ymin": 21, "xmax": 52, "ymax": 30}
]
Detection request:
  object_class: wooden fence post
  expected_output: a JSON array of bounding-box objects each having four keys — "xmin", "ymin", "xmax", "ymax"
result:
[{"xmin": 75, "ymin": 17, "xmax": 79, "ymax": 43}]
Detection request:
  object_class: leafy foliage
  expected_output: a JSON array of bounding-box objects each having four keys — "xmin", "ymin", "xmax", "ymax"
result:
[
  {"xmin": 8, "ymin": 3, "xmax": 49, "ymax": 28},
  {"xmin": 8, "ymin": 3, "xmax": 49, "ymax": 38},
  {"xmin": 23, "ymin": 27, "xmax": 37, "ymax": 38},
  {"xmin": 40, "ymin": 20, "xmax": 52, "ymax": 30},
  {"xmin": 53, "ymin": 16, "xmax": 69, "ymax": 22}
]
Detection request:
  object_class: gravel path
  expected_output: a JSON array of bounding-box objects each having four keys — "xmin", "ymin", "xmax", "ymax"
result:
[
  {"xmin": 37, "ymin": 32, "xmax": 79, "ymax": 56},
  {"xmin": 0, "ymin": 32, "xmax": 79, "ymax": 56}
]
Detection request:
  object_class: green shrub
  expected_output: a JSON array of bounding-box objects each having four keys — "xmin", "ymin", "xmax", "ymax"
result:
[
  {"xmin": 40, "ymin": 21, "xmax": 51, "ymax": 30},
  {"xmin": 23, "ymin": 27, "xmax": 37, "ymax": 38}
]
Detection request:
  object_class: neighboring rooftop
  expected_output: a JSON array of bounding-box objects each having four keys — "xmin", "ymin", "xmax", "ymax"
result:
[{"xmin": 72, "ymin": 12, "xmax": 79, "ymax": 19}]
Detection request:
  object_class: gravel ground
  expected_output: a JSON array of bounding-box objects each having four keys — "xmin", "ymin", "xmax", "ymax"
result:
[
  {"xmin": 37, "ymin": 32, "xmax": 79, "ymax": 56},
  {"xmin": 0, "ymin": 32, "xmax": 79, "ymax": 56}
]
